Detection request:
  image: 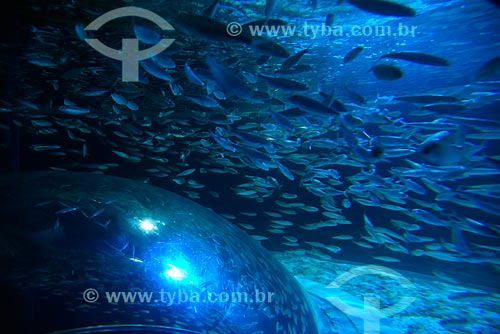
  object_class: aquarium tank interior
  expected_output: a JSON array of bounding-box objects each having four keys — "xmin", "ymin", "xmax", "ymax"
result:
[{"xmin": 0, "ymin": 0, "xmax": 499, "ymax": 333}]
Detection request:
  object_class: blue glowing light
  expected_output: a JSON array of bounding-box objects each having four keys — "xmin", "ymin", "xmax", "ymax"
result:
[
  {"xmin": 165, "ymin": 263, "xmax": 188, "ymax": 281},
  {"xmin": 137, "ymin": 218, "xmax": 160, "ymax": 234}
]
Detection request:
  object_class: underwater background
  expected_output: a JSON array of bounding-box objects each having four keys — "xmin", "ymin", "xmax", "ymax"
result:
[{"xmin": 1, "ymin": 0, "xmax": 500, "ymax": 333}]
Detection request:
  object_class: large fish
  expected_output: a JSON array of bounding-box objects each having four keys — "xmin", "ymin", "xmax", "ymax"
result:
[
  {"xmin": 258, "ymin": 73, "xmax": 309, "ymax": 91},
  {"xmin": 325, "ymin": 13, "xmax": 335, "ymax": 27},
  {"xmin": 202, "ymin": 0, "xmax": 220, "ymax": 18},
  {"xmin": 173, "ymin": 14, "xmax": 252, "ymax": 44},
  {"xmin": 394, "ymin": 95, "xmax": 459, "ymax": 103},
  {"xmin": 370, "ymin": 64, "xmax": 403, "ymax": 80},
  {"xmin": 288, "ymin": 95, "xmax": 339, "ymax": 116},
  {"xmin": 265, "ymin": 0, "xmax": 279, "ymax": 19},
  {"xmin": 346, "ymin": 0, "xmax": 416, "ymax": 17},
  {"xmin": 206, "ymin": 55, "xmax": 253, "ymax": 99},
  {"xmin": 476, "ymin": 56, "xmax": 500, "ymax": 79},
  {"xmin": 250, "ymin": 36, "xmax": 289, "ymax": 58},
  {"xmin": 381, "ymin": 52, "xmax": 451, "ymax": 66}
]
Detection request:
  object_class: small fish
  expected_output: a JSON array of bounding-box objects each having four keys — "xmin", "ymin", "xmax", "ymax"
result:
[
  {"xmin": 343, "ymin": 46, "xmax": 364, "ymax": 64},
  {"xmin": 410, "ymin": 208, "xmax": 449, "ymax": 227},
  {"xmin": 280, "ymin": 44, "xmax": 313, "ymax": 71},
  {"xmin": 239, "ymin": 223, "xmax": 255, "ymax": 230},
  {"xmin": 80, "ymin": 88, "xmax": 107, "ymax": 97},
  {"xmin": 186, "ymin": 94, "xmax": 220, "ymax": 108},
  {"xmin": 26, "ymin": 55, "xmax": 57, "ymax": 68},
  {"xmin": 332, "ymin": 235, "xmax": 354, "ymax": 240},
  {"xmin": 59, "ymin": 105, "xmax": 89, "ymax": 115},
  {"xmin": 169, "ymin": 81, "xmax": 184, "ymax": 96},
  {"xmin": 176, "ymin": 168, "xmax": 196, "ymax": 177},
  {"xmin": 133, "ymin": 25, "xmax": 161, "ymax": 44},
  {"xmin": 56, "ymin": 207, "xmax": 78, "ymax": 215},
  {"xmin": 74, "ymin": 23, "xmax": 87, "ymax": 40},
  {"xmin": 370, "ymin": 64, "xmax": 403, "ymax": 80},
  {"xmin": 31, "ymin": 144, "xmax": 61, "ymax": 151},
  {"xmin": 112, "ymin": 150, "xmax": 129, "ymax": 159},
  {"xmin": 185, "ymin": 63, "xmax": 205, "ymax": 86},
  {"xmin": 88, "ymin": 208, "xmax": 105, "ymax": 220},
  {"xmin": 373, "ymin": 255, "xmax": 401, "ymax": 262},
  {"xmin": 140, "ymin": 59, "xmax": 174, "ymax": 82},
  {"xmin": 274, "ymin": 160, "xmax": 295, "ymax": 180},
  {"xmin": 325, "ymin": 13, "xmax": 334, "ymax": 27},
  {"xmin": 152, "ymin": 54, "xmax": 176, "ymax": 69},
  {"xmin": 126, "ymin": 101, "xmax": 139, "ymax": 111},
  {"xmin": 236, "ymin": 190, "xmax": 258, "ymax": 196},
  {"xmin": 111, "ymin": 93, "xmax": 128, "ymax": 106},
  {"xmin": 31, "ymin": 119, "xmax": 53, "ymax": 127}
]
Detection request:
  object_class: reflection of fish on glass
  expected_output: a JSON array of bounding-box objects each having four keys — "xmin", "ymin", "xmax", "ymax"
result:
[{"xmin": 103, "ymin": 230, "xmax": 130, "ymax": 255}]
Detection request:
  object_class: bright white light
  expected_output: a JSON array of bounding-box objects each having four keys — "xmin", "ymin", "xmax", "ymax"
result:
[
  {"xmin": 139, "ymin": 218, "xmax": 156, "ymax": 232},
  {"xmin": 165, "ymin": 264, "xmax": 187, "ymax": 281}
]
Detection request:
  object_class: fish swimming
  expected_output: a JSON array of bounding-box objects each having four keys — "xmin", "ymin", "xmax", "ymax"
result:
[
  {"xmin": 346, "ymin": 0, "xmax": 416, "ymax": 17},
  {"xmin": 476, "ymin": 56, "xmax": 500, "ymax": 79},
  {"xmin": 206, "ymin": 55, "xmax": 253, "ymax": 99},
  {"xmin": 173, "ymin": 14, "xmax": 252, "ymax": 44},
  {"xmin": 281, "ymin": 44, "xmax": 313, "ymax": 70},
  {"xmin": 265, "ymin": 0, "xmax": 279, "ymax": 19},
  {"xmin": 343, "ymin": 46, "xmax": 364, "ymax": 64},
  {"xmin": 325, "ymin": 13, "xmax": 334, "ymax": 27},
  {"xmin": 258, "ymin": 73, "xmax": 309, "ymax": 91},
  {"xmin": 370, "ymin": 64, "xmax": 403, "ymax": 80},
  {"xmin": 394, "ymin": 95, "xmax": 459, "ymax": 103},
  {"xmin": 250, "ymin": 36, "xmax": 289, "ymax": 58},
  {"xmin": 381, "ymin": 52, "xmax": 451, "ymax": 66},
  {"xmin": 288, "ymin": 94, "xmax": 339, "ymax": 116},
  {"xmin": 202, "ymin": 0, "xmax": 220, "ymax": 18}
]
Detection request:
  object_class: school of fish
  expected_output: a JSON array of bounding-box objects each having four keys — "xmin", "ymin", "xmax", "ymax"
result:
[{"xmin": 1, "ymin": 0, "xmax": 500, "ymax": 279}]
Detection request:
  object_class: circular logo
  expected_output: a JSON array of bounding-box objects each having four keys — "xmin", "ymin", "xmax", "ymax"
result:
[
  {"xmin": 83, "ymin": 288, "xmax": 99, "ymax": 303},
  {"xmin": 327, "ymin": 265, "xmax": 416, "ymax": 319},
  {"xmin": 226, "ymin": 22, "xmax": 243, "ymax": 37}
]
